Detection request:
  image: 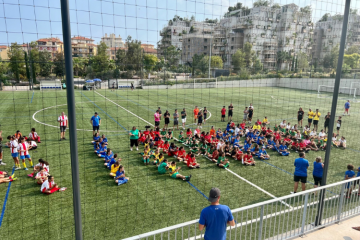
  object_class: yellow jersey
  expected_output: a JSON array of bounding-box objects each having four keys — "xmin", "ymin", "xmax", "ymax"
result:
[
  {"xmin": 144, "ymin": 143, "xmax": 150, "ymax": 149},
  {"xmin": 111, "ymin": 164, "xmax": 119, "ymax": 174},
  {"xmin": 313, "ymin": 112, "xmax": 321, "ymax": 121},
  {"xmin": 158, "ymin": 156, "xmax": 164, "ymax": 163},
  {"xmin": 262, "ymin": 118, "xmax": 268, "ymax": 123},
  {"xmin": 153, "ymin": 152, "xmax": 160, "ymax": 160},
  {"xmin": 169, "ymin": 165, "xmax": 177, "ymax": 176},
  {"xmin": 308, "ymin": 111, "xmax": 314, "ymax": 119},
  {"xmin": 143, "ymin": 149, "xmax": 150, "ymax": 157},
  {"xmin": 253, "ymin": 124, "xmax": 261, "ymax": 130}
]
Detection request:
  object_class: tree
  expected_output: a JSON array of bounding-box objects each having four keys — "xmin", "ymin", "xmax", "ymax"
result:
[
  {"xmin": 198, "ymin": 56, "xmax": 224, "ymax": 73},
  {"xmin": 0, "ymin": 57, "xmax": 9, "ymax": 81},
  {"xmin": 300, "ymin": 6, "xmax": 311, "ymax": 14},
  {"xmin": 38, "ymin": 51, "xmax": 52, "ymax": 77},
  {"xmin": 343, "ymin": 53, "xmax": 360, "ymax": 69},
  {"xmin": 253, "ymin": 58, "xmax": 263, "ymax": 74},
  {"xmin": 164, "ymin": 45, "xmax": 181, "ymax": 69},
  {"xmin": 330, "ymin": 44, "xmax": 340, "ymax": 68},
  {"xmin": 319, "ymin": 13, "xmax": 331, "ymax": 22},
  {"xmin": 231, "ymin": 49, "xmax": 246, "ymax": 72},
  {"xmin": 53, "ymin": 52, "xmax": 65, "ymax": 77},
  {"xmin": 191, "ymin": 54, "xmax": 205, "ymax": 75},
  {"xmin": 124, "ymin": 36, "xmax": 142, "ymax": 71},
  {"xmin": 253, "ymin": 0, "xmax": 269, "ymax": 7},
  {"xmin": 345, "ymin": 46, "xmax": 360, "ymax": 55},
  {"xmin": 8, "ymin": 43, "xmax": 25, "ymax": 82},
  {"xmin": 143, "ymin": 54, "xmax": 158, "ymax": 71},
  {"xmin": 296, "ymin": 52, "xmax": 309, "ymax": 71},
  {"xmin": 115, "ymin": 48, "xmax": 126, "ymax": 71},
  {"xmin": 92, "ymin": 42, "xmax": 110, "ymax": 74},
  {"xmin": 243, "ymin": 42, "xmax": 255, "ymax": 68}
]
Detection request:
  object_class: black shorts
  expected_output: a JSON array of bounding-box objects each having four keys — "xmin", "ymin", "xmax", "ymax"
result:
[
  {"xmin": 308, "ymin": 119, "xmax": 312, "ymax": 123},
  {"xmin": 294, "ymin": 175, "xmax": 307, "ymax": 183},
  {"xmin": 228, "ymin": 111, "xmax": 233, "ymax": 117},
  {"xmin": 248, "ymin": 114, "xmax": 253, "ymax": 119},
  {"xmin": 130, "ymin": 139, "xmax": 138, "ymax": 147},
  {"xmin": 174, "ymin": 120, "xmax": 178, "ymax": 125},
  {"xmin": 60, "ymin": 126, "xmax": 67, "ymax": 132},
  {"xmin": 165, "ymin": 118, "xmax": 170, "ymax": 124},
  {"xmin": 313, "ymin": 175, "xmax": 322, "ymax": 185},
  {"xmin": 337, "ymin": 127, "xmax": 340, "ymax": 130},
  {"xmin": 298, "ymin": 116, "xmax": 302, "ymax": 121},
  {"xmin": 155, "ymin": 121, "xmax": 160, "ymax": 126},
  {"xmin": 198, "ymin": 118, "xmax": 203, "ymax": 124},
  {"xmin": 221, "ymin": 114, "xmax": 225, "ymax": 118},
  {"xmin": 204, "ymin": 114, "xmax": 207, "ymax": 119},
  {"xmin": 93, "ymin": 126, "xmax": 99, "ymax": 131},
  {"xmin": 324, "ymin": 122, "xmax": 329, "ymax": 127},
  {"xmin": 313, "ymin": 120, "xmax": 319, "ymax": 125}
]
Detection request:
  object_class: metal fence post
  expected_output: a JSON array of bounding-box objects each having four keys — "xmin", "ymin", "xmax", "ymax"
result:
[
  {"xmin": 258, "ymin": 206, "xmax": 264, "ymax": 240},
  {"xmin": 315, "ymin": 0, "xmax": 351, "ymax": 226},
  {"xmin": 60, "ymin": 0, "xmax": 83, "ymax": 239},
  {"xmin": 337, "ymin": 183, "xmax": 346, "ymax": 223},
  {"xmin": 300, "ymin": 193, "xmax": 309, "ymax": 236}
]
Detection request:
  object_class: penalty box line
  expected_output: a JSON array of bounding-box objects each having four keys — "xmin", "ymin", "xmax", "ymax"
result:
[{"xmin": 95, "ymin": 91, "xmax": 291, "ymax": 208}]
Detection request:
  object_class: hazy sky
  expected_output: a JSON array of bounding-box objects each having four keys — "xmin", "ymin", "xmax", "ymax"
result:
[{"xmin": 0, "ymin": 0, "xmax": 356, "ymax": 47}]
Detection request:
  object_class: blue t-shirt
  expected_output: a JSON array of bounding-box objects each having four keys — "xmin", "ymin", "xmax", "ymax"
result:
[
  {"xmin": 116, "ymin": 170, "xmax": 125, "ymax": 180},
  {"xmin": 93, "ymin": 135, "xmax": 100, "ymax": 141},
  {"xmin": 294, "ymin": 158, "xmax": 309, "ymax": 177},
  {"xmin": 345, "ymin": 102, "xmax": 350, "ymax": 109},
  {"xmin": 345, "ymin": 170, "xmax": 355, "ymax": 179},
  {"xmin": 102, "ymin": 137, "xmax": 108, "ymax": 143},
  {"xmin": 279, "ymin": 145, "xmax": 287, "ymax": 151},
  {"xmin": 107, "ymin": 158, "xmax": 116, "ymax": 169},
  {"xmin": 91, "ymin": 115, "xmax": 101, "ymax": 126},
  {"xmin": 357, "ymin": 167, "xmax": 360, "ymax": 177},
  {"xmin": 199, "ymin": 204, "xmax": 234, "ymax": 240},
  {"xmin": 313, "ymin": 162, "xmax": 323, "ymax": 178}
]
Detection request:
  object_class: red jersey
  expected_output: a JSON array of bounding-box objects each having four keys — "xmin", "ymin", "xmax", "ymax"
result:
[
  {"xmin": 187, "ymin": 157, "xmax": 195, "ymax": 167},
  {"xmin": 149, "ymin": 132, "xmax": 155, "ymax": 139},
  {"xmin": 236, "ymin": 151, "xmax": 243, "ymax": 161},
  {"xmin": 143, "ymin": 130, "xmax": 150, "ymax": 136},
  {"xmin": 256, "ymin": 121, "xmax": 261, "ymax": 125},
  {"xmin": 299, "ymin": 142, "xmax": 306, "ymax": 148},
  {"xmin": 240, "ymin": 123, "xmax": 246, "ymax": 129},
  {"xmin": 243, "ymin": 154, "xmax": 253, "ymax": 164},
  {"xmin": 156, "ymin": 139, "xmax": 164, "ymax": 147},
  {"xmin": 274, "ymin": 133, "xmax": 281, "ymax": 140},
  {"xmin": 212, "ymin": 151, "xmax": 219, "ymax": 160},
  {"xmin": 177, "ymin": 150, "xmax": 186, "ymax": 158},
  {"xmin": 58, "ymin": 115, "xmax": 68, "ymax": 127},
  {"xmin": 19, "ymin": 142, "xmax": 29, "ymax": 156},
  {"xmin": 292, "ymin": 142, "xmax": 299, "ymax": 147},
  {"xmin": 186, "ymin": 130, "xmax": 192, "ymax": 136},
  {"xmin": 284, "ymin": 138, "xmax": 291, "ymax": 143},
  {"xmin": 221, "ymin": 108, "xmax": 226, "ymax": 115},
  {"xmin": 139, "ymin": 135, "xmax": 146, "ymax": 143},
  {"xmin": 230, "ymin": 122, "xmax": 235, "ymax": 128},
  {"xmin": 266, "ymin": 129, "xmax": 273, "ymax": 134},
  {"xmin": 162, "ymin": 143, "xmax": 170, "ymax": 151}
]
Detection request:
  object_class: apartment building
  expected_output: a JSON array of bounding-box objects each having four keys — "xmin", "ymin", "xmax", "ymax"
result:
[
  {"xmin": 36, "ymin": 37, "xmax": 64, "ymax": 59},
  {"xmin": 312, "ymin": 14, "xmax": 360, "ymax": 62},
  {"xmin": 141, "ymin": 44, "xmax": 157, "ymax": 56},
  {"xmin": 101, "ymin": 33, "xmax": 124, "ymax": 48},
  {"xmin": 71, "ymin": 36, "xmax": 97, "ymax": 57},
  {"xmin": 0, "ymin": 45, "xmax": 8, "ymax": 60}
]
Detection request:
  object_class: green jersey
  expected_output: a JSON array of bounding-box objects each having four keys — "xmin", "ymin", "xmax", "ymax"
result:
[
  {"xmin": 161, "ymin": 130, "xmax": 167, "ymax": 136},
  {"xmin": 274, "ymin": 127, "xmax": 279, "ymax": 132},
  {"xmin": 217, "ymin": 156, "xmax": 225, "ymax": 164},
  {"xmin": 158, "ymin": 162, "xmax": 168, "ymax": 174},
  {"xmin": 178, "ymin": 134, "xmax": 184, "ymax": 140}
]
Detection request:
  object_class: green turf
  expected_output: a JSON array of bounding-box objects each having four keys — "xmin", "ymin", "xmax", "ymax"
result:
[{"xmin": 0, "ymin": 86, "xmax": 359, "ymax": 239}]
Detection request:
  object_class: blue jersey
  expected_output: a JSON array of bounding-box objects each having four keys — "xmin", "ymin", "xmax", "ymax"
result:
[
  {"xmin": 102, "ymin": 137, "xmax": 108, "ymax": 143},
  {"xmin": 107, "ymin": 158, "xmax": 116, "ymax": 169},
  {"xmin": 279, "ymin": 145, "xmax": 287, "ymax": 151},
  {"xmin": 345, "ymin": 102, "xmax": 350, "ymax": 109},
  {"xmin": 244, "ymin": 144, "xmax": 251, "ymax": 151},
  {"xmin": 357, "ymin": 167, "xmax": 360, "ymax": 177},
  {"xmin": 105, "ymin": 152, "xmax": 114, "ymax": 161},
  {"xmin": 98, "ymin": 146, "xmax": 107, "ymax": 153},
  {"xmin": 294, "ymin": 158, "xmax": 309, "ymax": 177},
  {"xmin": 116, "ymin": 170, "xmax": 125, "ymax": 180},
  {"xmin": 267, "ymin": 140, "xmax": 275, "ymax": 146},
  {"xmin": 313, "ymin": 162, "xmax": 323, "ymax": 178},
  {"xmin": 257, "ymin": 136, "xmax": 264, "ymax": 145},
  {"xmin": 91, "ymin": 115, "xmax": 101, "ymax": 126},
  {"xmin": 216, "ymin": 131, "xmax": 222, "ymax": 139},
  {"xmin": 226, "ymin": 124, "xmax": 231, "ymax": 131},
  {"xmin": 93, "ymin": 136, "xmax": 100, "ymax": 141},
  {"xmin": 345, "ymin": 170, "xmax": 355, "ymax": 179}
]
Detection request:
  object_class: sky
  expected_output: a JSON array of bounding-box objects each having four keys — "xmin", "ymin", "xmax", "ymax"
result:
[{"xmin": 0, "ymin": 0, "xmax": 358, "ymax": 47}]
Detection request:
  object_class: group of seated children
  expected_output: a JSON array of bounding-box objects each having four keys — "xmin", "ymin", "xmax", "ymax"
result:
[{"xmin": 92, "ymin": 133, "xmax": 129, "ymax": 186}]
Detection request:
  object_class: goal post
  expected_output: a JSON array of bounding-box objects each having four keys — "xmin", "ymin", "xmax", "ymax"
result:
[{"xmin": 317, "ymin": 85, "xmax": 356, "ymax": 99}]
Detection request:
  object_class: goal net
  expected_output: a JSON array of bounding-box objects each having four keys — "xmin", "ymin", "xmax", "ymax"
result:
[{"xmin": 317, "ymin": 85, "xmax": 356, "ymax": 99}]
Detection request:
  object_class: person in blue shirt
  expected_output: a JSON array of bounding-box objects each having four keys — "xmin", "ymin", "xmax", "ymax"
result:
[
  {"xmin": 115, "ymin": 165, "xmax": 129, "ymax": 186},
  {"xmin": 105, "ymin": 153, "xmax": 120, "ymax": 169},
  {"xmin": 103, "ymin": 149, "xmax": 114, "ymax": 162},
  {"xmin": 344, "ymin": 100, "xmax": 351, "ymax": 116},
  {"xmin": 293, "ymin": 152, "xmax": 309, "ymax": 193},
  {"xmin": 216, "ymin": 129, "xmax": 223, "ymax": 139},
  {"xmin": 345, "ymin": 164, "xmax": 356, "ymax": 198},
  {"xmin": 199, "ymin": 188, "xmax": 235, "ymax": 240},
  {"xmin": 91, "ymin": 133, "xmax": 100, "ymax": 144},
  {"xmin": 90, "ymin": 112, "xmax": 101, "ymax": 136},
  {"xmin": 256, "ymin": 133, "xmax": 265, "ymax": 146},
  {"xmin": 267, "ymin": 137, "xmax": 277, "ymax": 151},
  {"xmin": 258, "ymin": 146, "xmax": 270, "ymax": 160},
  {"xmin": 226, "ymin": 123, "xmax": 231, "ymax": 132},
  {"xmin": 278, "ymin": 142, "xmax": 290, "ymax": 156},
  {"xmin": 96, "ymin": 142, "xmax": 107, "ymax": 158},
  {"xmin": 101, "ymin": 134, "xmax": 108, "ymax": 144},
  {"xmin": 313, "ymin": 157, "xmax": 324, "ymax": 189},
  {"xmin": 243, "ymin": 142, "xmax": 252, "ymax": 152}
]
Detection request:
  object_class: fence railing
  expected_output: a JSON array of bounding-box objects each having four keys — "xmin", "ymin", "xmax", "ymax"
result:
[{"xmin": 124, "ymin": 176, "xmax": 360, "ymax": 240}]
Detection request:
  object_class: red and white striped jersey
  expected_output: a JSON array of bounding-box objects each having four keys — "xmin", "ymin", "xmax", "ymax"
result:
[
  {"xmin": 41, "ymin": 180, "xmax": 55, "ymax": 192},
  {"xmin": 36, "ymin": 162, "xmax": 49, "ymax": 172},
  {"xmin": 29, "ymin": 141, "xmax": 37, "ymax": 148},
  {"xmin": 10, "ymin": 140, "xmax": 18, "ymax": 153},
  {"xmin": 29, "ymin": 132, "xmax": 38, "ymax": 139},
  {"xmin": 19, "ymin": 142, "xmax": 29, "ymax": 156},
  {"xmin": 58, "ymin": 115, "xmax": 68, "ymax": 126},
  {"xmin": 36, "ymin": 171, "xmax": 48, "ymax": 182}
]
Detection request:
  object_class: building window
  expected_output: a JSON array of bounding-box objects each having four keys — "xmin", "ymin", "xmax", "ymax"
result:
[
  {"xmin": 204, "ymin": 46, "xmax": 207, "ymax": 50},
  {"xmin": 232, "ymin": 37, "xmax": 234, "ymax": 41},
  {"xmin": 204, "ymin": 39, "xmax": 208, "ymax": 42},
  {"xmin": 231, "ymin": 46, "xmax": 234, "ymax": 49}
]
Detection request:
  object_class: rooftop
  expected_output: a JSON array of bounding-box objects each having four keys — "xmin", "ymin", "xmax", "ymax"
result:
[
  {"xmin": 37, "ymin": 37, "xmax": 63, "ymax": 44},
  {"xmin": 71, "ymin": 36, "xmax": 94, "ymax": 41}
]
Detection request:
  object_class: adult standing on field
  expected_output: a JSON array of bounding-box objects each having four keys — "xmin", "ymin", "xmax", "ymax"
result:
[
  {"xmin": 164, "ymin": 110, "xmax": 170, "ymax": 129},
  {"xmin": 297, "ymin": 107, "xmax": 304, "ymax": 128},
  {"xmin": 58, "ymin": 112, "xmax": 68, "ymax": 141},
  {"xmin": 181, "ymin": 108, "xmax": 187, "ymax": 129},
  {"xmin": 90, "ymin": 112, "xmax": 101, "ymax": 136},
  {"xmin": 154, "ymin": 110, "xmax": 161, "ymax": 127},
  {"xmin": 129, "ymin": 126, "xmax": 140, "ymax": 151},
  {"xmin": 313, "ymin": 109, "xmax": 321, "ymax": 132},
  {"xmin": 199, "ymin": 188, "xmax": 235, "ymax": 240},
  {"xmin": 193, "ymin": 106, "xmax": 199, "ymax": 123},
  {"xmin": 158, "ymin": 107, "xmax": 162, "ymax": 120},
  {"xmin": 292, "ymin": 152, "xmax": 309, "ymax": 194},
  {"xmin": 307, "ymin": 108, "xmax": 314, "ymax": 128},
  {"xmin": 324, "ymin": 112, "xmax": 331, "ymax": 133},
  {"xmin": 344, "ymin": 100, "xmax": 350, "ymax": 116},
  {"xmin": 228, "ymin": 103, "xmax": 234, "ymax": 121},
  {"xmin": 173, "ymin": 109, "xmax": 179, "ymax": 130}
]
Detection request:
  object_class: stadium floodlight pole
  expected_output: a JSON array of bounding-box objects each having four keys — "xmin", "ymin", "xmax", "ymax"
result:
[
  {"xmin": 60, "ymin": 0, "xmax": 83, "ymax": 239},
  {"xmin": 315, "ymin": 0, "xmax": 351, "ymax": 227}
]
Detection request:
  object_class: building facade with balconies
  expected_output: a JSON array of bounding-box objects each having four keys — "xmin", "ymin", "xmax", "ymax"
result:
[
  {"xmin": 71, "ymin": 36, "xmax": 97, "ymax": 57},
  {"xmin": 36, "ymin": 38, "xmax": 64, "ymax": 59}
]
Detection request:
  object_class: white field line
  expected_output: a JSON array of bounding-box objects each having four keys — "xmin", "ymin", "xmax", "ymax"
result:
[
  {"xmin": 32, "ymin": 102, "xmax": 127, "ymax": 132},
  {"xmin": 226, "ymin": 168, "xmax": 293, "ymax": 209},
  {"xmin": 96, "ymin": 90, "xmax": 293, "ymax": 209}
]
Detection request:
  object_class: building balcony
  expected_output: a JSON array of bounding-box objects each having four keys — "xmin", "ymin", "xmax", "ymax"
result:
[
  {"xmin": 263, "ymin": 42, "xmax": 277, "ymax": 46},
  {"xmin": 264, "ymin": 58, "xmax": 276, "ymax": 62},
  {"xmin": 263, "ymin": 50, "xmax": 276, "ymax": 54}
]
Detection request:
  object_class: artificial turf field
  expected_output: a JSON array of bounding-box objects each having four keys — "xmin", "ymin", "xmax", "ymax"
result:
[{"xmin": 0, "ymin": 85, "xmax": 359, "ymax": 240}]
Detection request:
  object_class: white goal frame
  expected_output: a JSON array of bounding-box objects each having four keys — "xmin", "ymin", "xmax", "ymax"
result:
[{"xmin": 317, "ymin": 85, "xmax": 356, "ymax": 98}]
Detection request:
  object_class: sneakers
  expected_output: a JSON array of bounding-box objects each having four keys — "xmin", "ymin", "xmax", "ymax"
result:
[
  {"xmin": 15, "ymin": 167, "xmax": 22, "ymax": 170},
  {"xmin": 59, "ymin": 187, "xmax": 67, "ymax": 192},
  {"xmin": 24, "ymin": 168, "xmax": 28, "ymax": 171},
  {"xmin": 136, "ymin": 147, "xmax": 139, "ymax": 151},
  {"xmin": 0, "ymin": 162, "xmax": 6, "ymax": 165},
  {"xmin": 130, "ymin": 148, "xmax": 133, "ymax": 151},
  {"xmin": 290, "ymin": 192, "xmax": 296, "ymax": 194}
]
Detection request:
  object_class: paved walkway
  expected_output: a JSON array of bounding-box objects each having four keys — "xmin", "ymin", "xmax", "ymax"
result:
[{"xmin": 294, "ymin": 215, "xmax": 360, "ymax": 240}]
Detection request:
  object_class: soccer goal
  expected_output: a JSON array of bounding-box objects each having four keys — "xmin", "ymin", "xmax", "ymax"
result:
[{"xmin": 317, "ymin": 85, "xmax": 356, "ymax": 99}]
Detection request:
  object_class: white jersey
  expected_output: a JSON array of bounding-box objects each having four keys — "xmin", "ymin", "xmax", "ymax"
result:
[
  {"xmin": 18, "ymin": 142, "xmax": 29, "ymax": 156},
  {"xmin": 280, "ymin": 122, "xmax": 286, "ymax": 128},
  {"xmin": 36, "ymin": 162, "xmax": 49, "ymax": 172},
  {"xmin": 29, "ymin": 132, "xmax": 39, "ymax": 139},
  {"xmin": 36, "ymin": 171, "xmax": 48, "ymax": 182},
  {"xmin": 286, "ymin": 125, "xmax": 291, "ymax": 130},
  {"xmin": 340, "ymin": 139, "xmax": 346, "ymax": 144},
  {"xmin": 310, "ymin": 131, "xmax": 317, "ymax": 137},
  {"xmin": 41, "ymin": 180, "xmax": 55, "ymax": 192},
  {"xmin": 319, "ymin": 132, "xmax": 326, "ymax": 138},
  {"xmin": 10, "ymin": 140, "xmax": 18, "ymax": 153},
  {"xmin": 29, "ymin": 141, "xmax": 37, "ymax": 148},
  {"xmin": 235, "ymin": 127, "xmax": 240, "ymax": 135}
]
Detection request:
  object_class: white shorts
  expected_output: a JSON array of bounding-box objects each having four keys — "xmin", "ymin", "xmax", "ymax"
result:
[{"xmin": 182, "ymin": 118, "xmax": 186, "ymax": 123}]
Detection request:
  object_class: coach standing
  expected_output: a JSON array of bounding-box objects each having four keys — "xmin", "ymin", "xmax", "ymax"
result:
[
  {"xmin": 199, "ymin": 188, "xmax": 235, "ymax": 240},
  {"xmin": 292, "ymin": 152, "xmax": 309, "ymax": 194},
  {"xmin": 58, "ymin": 112, "xmax": 68, "ymax": 141},
  {"xmin": 90, "ymin": 112, "xmax": 101, "ymax": 136}
]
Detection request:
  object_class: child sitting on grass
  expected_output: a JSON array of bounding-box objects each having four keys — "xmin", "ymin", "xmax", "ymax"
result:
[
  {"xmin": 115, "ymin": 165, "xmax": 129, "ymax": 186},
  {"xmin": 186, "ymin": 154, "xmax": 200, "ymax": 169},
  {"xmin": 217, "ymin": 152, "xmax": 229, "ymax": 169},
  {"xmin": 243, "ymin": 150, "xmax": 256, "ymax": 166}
]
